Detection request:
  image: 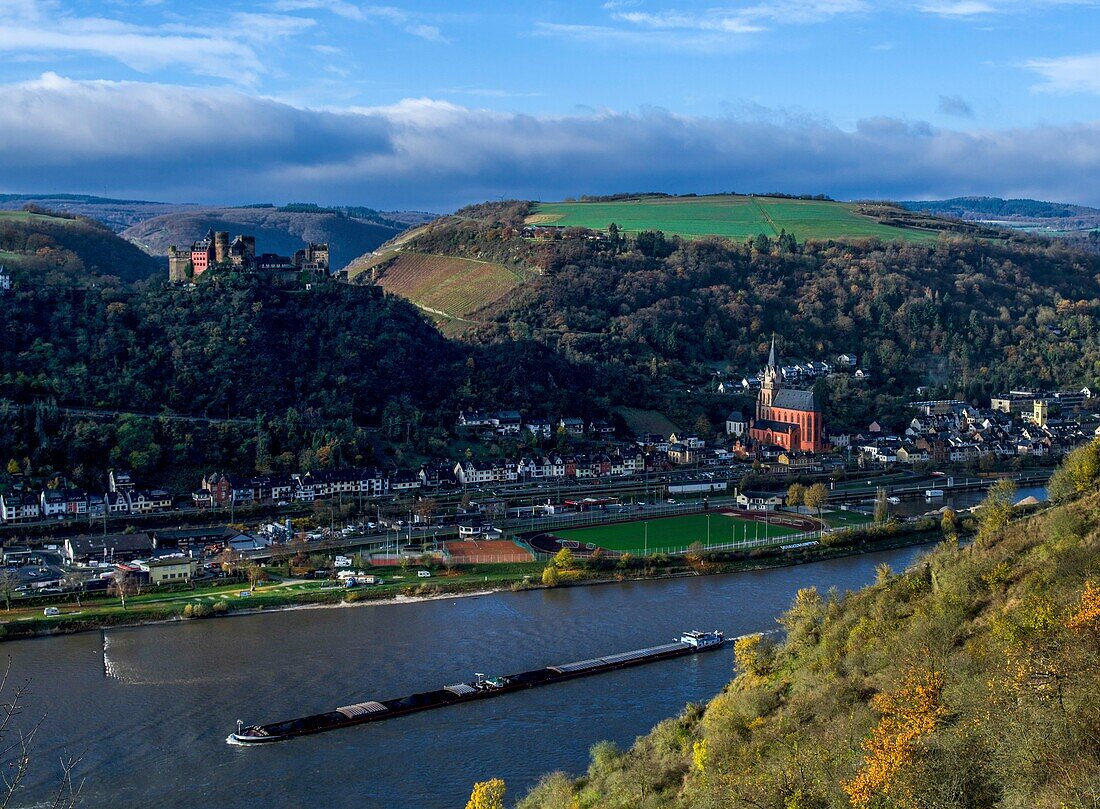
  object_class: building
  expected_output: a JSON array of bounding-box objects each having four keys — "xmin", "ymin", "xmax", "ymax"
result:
[
  {"xmin": 0, "ymin": 265, "xmax": 10, "ymax": 293},
  {"xmin": 0, "ymin": 493, "xmax": 40, "ymax": 523},
  {"xmin": 748, "ymin": 337, "xmax": 825, "ymax": 453},
  {"xmin": 108, "ymin": 469, "xmax": 135, "ymax": 493},
  {"xmin": 62, "ymin": 533, "xmax": 154, "ymax": 564},
  {"xmin": 136, "ymin": 555, "xmax": 197, "ymax": 584},
  {"xmin": 168, "ymin": 229, "xmax": 328, "ymax": 282}
]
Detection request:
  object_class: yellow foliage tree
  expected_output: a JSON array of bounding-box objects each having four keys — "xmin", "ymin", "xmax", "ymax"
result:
[
  {"xmin": 844, "ymin": 668, "xmax": 946, "ymax": 809},
  {"xmin": 692, "ymin": 738, "xmax": 708, "ymax": 774},
  {"xmin": 541, "ymin": 564, "xmax": 559, "ymax": 587},
  {"xmin": 1067, "ymin": 580, "xmax": 1100, "ymax": 641},
  {"xmin": 465, "ymin": 778, "xmax": 505, "ymax": 809}
]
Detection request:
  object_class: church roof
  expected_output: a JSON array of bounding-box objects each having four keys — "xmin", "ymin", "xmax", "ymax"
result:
[
  {"xmin": 771, "ymin": 388, "xmax": 817, "ymax": 412},
  {"xmin": 753, "ymin": 419, "xmax": 796, "ymax": 433}
]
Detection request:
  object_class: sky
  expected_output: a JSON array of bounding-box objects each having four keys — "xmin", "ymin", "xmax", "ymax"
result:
[{"xmin": 1, "ymin": 0, "xmax": 1099, "ymax": 210}]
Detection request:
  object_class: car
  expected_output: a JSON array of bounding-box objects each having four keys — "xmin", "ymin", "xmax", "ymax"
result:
[
  {"xmin": 417, "ymin": 570, "xmax": 431, "ymax": 578},
  {"xmin": 277, "ymin": 500, "xmax": 290, "ymax": 507},
  {"xmin": 43, "ymin": 607, "xmax": 60, "ymax": 616}
]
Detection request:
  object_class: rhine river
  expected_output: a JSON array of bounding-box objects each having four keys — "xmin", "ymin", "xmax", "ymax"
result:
[{"xmin": 17, "ymin": 543, "xmax": 932, "ymax": 808}]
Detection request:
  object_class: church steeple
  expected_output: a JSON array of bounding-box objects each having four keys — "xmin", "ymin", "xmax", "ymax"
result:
[{"xmin": 760, "ymin": 333, "xmax": 782, "ymax": 411}]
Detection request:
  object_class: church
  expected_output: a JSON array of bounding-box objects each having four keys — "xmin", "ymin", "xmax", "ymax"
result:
[{"xmin": 748, "ymin": 337, "xmax": 826, "ymax": 453}]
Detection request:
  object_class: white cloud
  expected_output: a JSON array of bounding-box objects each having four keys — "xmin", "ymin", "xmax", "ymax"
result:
[
  {"xmin": 917, "ymin": 0, "xmax": 996, "ymax": 16},
  {"xmin": 1024, "ymin": 52, "xmax": 1100, "ymax": 93},
  {"xmin": 0, "ymin": 2, "xmax": 282, "ymax": 82},
  {"xmin": 2, "ymin": 74, "xmax": 1100, "ymax": 209},
  {"xmin": 272, "ymin": 1, "xmax": 449, "ymax": 41}
]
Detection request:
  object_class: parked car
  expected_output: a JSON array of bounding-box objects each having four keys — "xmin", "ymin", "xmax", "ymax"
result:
[{"xmin": 43, "ymin": 607, "xmax": 60, "ymax": 617}]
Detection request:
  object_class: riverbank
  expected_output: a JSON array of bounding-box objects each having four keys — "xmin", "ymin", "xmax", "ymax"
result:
[{"xmin": 0, "ymin": 523, "xmax": 945, "ymax": 642}]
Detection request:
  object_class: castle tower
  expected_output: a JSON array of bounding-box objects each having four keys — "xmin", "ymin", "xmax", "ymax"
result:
[
  {"xmin": 167, "ymin": 246, "xmax": 191, "ymax": 282},
  {"xmin": 214, "ymin": 232, "xmax": 230, "ymax": 264}
]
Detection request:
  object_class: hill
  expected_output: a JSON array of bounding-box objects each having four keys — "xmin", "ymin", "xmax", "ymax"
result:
[
  {"xmin": 122, "ymin": 207, "xmax": 407, "ymax": 272},
  {"xmin": 527, "ymin": 194, "xmax": 988, "ymax": 243},
  {"xmin": 0, "ymin": 209, "xmax": 162, "ymax": 284},
  {"xmin": 518, "ymin": 451, "xmax": 1100, "ymax": 808},
  {"xmin": 902, "ymin": 195, "xmax": 1100, "ymax": 223}
]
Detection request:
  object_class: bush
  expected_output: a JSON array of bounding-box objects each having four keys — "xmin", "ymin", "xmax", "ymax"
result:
[{"xmin": 212, "ymin": 601, "xmax": 229, "ymax": 615}]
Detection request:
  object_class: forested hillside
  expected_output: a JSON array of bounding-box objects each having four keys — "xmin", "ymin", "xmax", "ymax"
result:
[
  {"xmin": 518, "ymin": 444, "xmax": 1100, "ymax": 808},
  {"xmin": 0, "ymin": 272, "xmax": 597, "ymax": 489},
  {"xmin": 431, "ymin": 211, "xmax": 1100, "ymax": 430},
  {"xmin": 0, "ymin": 209, "xmax": 162, "ymax": 284}
]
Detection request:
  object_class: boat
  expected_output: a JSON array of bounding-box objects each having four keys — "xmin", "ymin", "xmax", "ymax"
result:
[
  {"xmin": 227, "ymin": 630, "xmax": 725, "ymax": 745},
  {"xmin": 886, "ymin": 496, "xmax": 901, "ymax": 505},
  {"xmin": 925, "ymin": 489, "xmax": 945, "ymax": 498}
]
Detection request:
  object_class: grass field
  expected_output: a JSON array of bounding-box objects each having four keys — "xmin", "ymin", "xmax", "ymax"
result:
[
  {"xmin": 370, "ymin": 251, "xmax": 521, "ymax": 322},
  {"xmin": 528, "ymin": 195, "xmax": 939, "ymax": 243},
  {"xmin": 554, "ymin": 512, "xmax": 804, "ymax": 554}
]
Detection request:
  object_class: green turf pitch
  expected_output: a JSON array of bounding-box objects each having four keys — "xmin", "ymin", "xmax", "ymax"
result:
[
  {"xmin": 553, "ymin": 513, "xmax": 803, "ymax": 554},
  {"xmin": 530, "ymin": 195, "xmax": 937, "ymax": 243}
]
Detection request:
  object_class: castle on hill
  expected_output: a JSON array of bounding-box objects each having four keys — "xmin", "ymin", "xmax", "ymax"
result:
[
  {"xmin": 168, "ymin": 229, "xmax": 329, "ymax": 282},
  {"xmin": 748, "ymin": 336, "xmax": 826, "ymax": 453}
]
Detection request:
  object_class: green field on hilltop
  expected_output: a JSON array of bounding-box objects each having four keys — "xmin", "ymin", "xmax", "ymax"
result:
[
  {"xmin": 528, "ymin": 195, "xmax": 939, "ymax": 243},
  {"xmin": 554, "ymin": 512, "xmax": 804, "ymax": 554}
]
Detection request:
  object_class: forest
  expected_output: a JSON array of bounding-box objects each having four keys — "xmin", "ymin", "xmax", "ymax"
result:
[{"xmin": 0, "ymin": 271, "xmax": 601, "ymax": 490}]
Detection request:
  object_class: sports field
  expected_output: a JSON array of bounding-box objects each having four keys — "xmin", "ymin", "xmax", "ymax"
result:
[
  {"xmin": 552, "ymin": 512, "xmax": 808, "ymax": 554},
  {"xmin": 528, "ymin": 195, "xmax": 938, "ymax": 243}
]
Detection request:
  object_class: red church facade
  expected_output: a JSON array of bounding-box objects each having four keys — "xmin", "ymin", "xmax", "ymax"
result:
[{"xmin": 748, "ymin": 338, "xmax": 826, "ymax": 453}]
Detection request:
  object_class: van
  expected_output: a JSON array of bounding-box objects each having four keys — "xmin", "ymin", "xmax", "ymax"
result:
[
  {"xmin": 417, "ymin": 570, "xmax": 431, "ymax": 578},
  {"xmin": 43, "ymin": 607, "xmax": 60, "ymax": 617}
]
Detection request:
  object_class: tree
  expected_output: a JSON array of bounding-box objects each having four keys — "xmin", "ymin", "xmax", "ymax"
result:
[
  {"xmin": 109, "ymin": 570, "xmax": 138, "ymax": 610},
  {"xmin": 541, "ymin": 565, "xmax": 559, "ymax": 587},
  {"xmin": 465, "ymin": 778, "xmax": 505, "ymax": 809},
  {"xmin": 734, "ymin": 633, "xmax": 775, "ymax": 677},
  {"xmin": 0, "ymin": 659, "xmax": 84, "ymax": 809},
  {"xmin": 243, "ymin": 561, "xmax": 263, "ymax": 592},
  {"xmin": 4, "ymin": 460, "xmax": 17, "ymax": 476},
  {"xmin": 61, "ymin": 572, "xmax": 85, "ymax": 607},
  {"xmin": 786, "ymin": 483, "xmax": 805, "ymax": 509},
  {"xmin": 0, "ymin": 571, "xmax": 18, "ymax": 612},
  {"xmin": 978, "ymin": 479, "xmax": 1017, "ymax": 539},
  {"xmin": 804, "ymin": 483, "xmax": 828, "ymax": 521},
  {"xmin": 940, "ymin": 507, "xmax": 959, "ymax": 538},
  {"xmin": 873, "ymin": 487, "xmax": 889, "ymax": 525},
  {"xmin": 553, "ymin": 547, "xmax": 575, "ymax": 570}
]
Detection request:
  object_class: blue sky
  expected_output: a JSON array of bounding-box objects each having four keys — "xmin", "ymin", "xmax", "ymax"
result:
[{"xmin": 1, "ymin": 0, "xmax": 1099, "ymax": 209}]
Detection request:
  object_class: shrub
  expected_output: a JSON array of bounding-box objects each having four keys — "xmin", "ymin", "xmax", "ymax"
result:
[{"xmin": 212, "ymin": 601, "xmax": 229, "ymax": 615}]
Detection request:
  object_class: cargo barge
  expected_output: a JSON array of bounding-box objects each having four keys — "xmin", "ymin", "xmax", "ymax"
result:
[{"xmin": 228, "ymin": 629, "xmax": 724, "ymax": 745}]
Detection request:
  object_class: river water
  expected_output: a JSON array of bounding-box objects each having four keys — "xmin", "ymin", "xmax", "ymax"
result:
[{"xmin": 16, "ymin": 543, "xmax": 931, "ymax": 808}]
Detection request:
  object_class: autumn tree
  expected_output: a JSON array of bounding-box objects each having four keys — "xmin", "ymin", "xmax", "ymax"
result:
[
  {"xmin": 466, "ymin": 778, "xmax": 505, "ymax": 809},
  {"xmin": 844, "ymin": 668, "xmax": 946, "ymax": 809},
  {"xmin": 804, "ymin": 483, "xmax": 828, "ymax": 521},
  {"xmin": 786, "ymin": 483, "xmax": 805, "ymax": 509},
  {"xmin": 977, "ymin": 479, "xmax": 1017, "ymax": 540},
  {"xmin": 940, "ymin": 507, "xmax": 958, "ymax": 538},
  {"xmin": 541, "ymin": 565, "xmax": 559, "ymax": 587},
  {"xmin": 553, "ymin": 547, "xmax": 574, "ymax": 570}
]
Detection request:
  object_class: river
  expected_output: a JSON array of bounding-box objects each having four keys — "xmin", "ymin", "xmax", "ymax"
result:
[{"xmin": 16, "ymin": 543, "xmax": 932, "ymax": 808}]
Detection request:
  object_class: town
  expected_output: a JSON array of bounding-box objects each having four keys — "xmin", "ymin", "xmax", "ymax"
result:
[{"xmin": 0, "ymin": 335, "xmax": 1088, "ymax": 611}]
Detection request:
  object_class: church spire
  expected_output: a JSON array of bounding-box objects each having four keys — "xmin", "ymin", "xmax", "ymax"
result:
[{"xmin": 768, "ymin": 333, "xmax": 777, "ymax": 368}]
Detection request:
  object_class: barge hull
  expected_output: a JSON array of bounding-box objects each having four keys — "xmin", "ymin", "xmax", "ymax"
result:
[{"xmin": 229, "ymin": 636, "xmax": 724, "ymax": 744}]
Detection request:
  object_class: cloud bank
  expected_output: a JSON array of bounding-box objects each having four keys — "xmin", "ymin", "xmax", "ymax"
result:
[{"xmin": 3, "ymin": 74, "xmax": 1099, "ymax": 209}]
